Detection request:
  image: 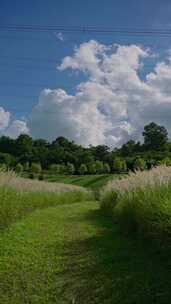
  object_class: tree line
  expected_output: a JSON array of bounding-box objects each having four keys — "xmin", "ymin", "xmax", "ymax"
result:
[{"xmin": 0, "ymin": 122, "xmax": 171, "ymax": 175}]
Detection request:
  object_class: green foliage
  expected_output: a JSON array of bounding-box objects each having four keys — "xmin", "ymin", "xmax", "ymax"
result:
[
  {"xmin": 30, "ymin": 162, "xmax": 42, "ymax": 173},
  {"xmin": 113, "ymin": 158, "xmax": 127, "ymax": 173},
  {"xmin": 49, "ymin": 164, "xmax": 61, "ymax": 174},
  {"xmin": 66, "ymin": 162, "xmax": 75, "ymax": 175},
  {"xmin": 78, "ymin": 164, "xmax": 88, "ymax": 175},
  {"xmin": 15, "ymin": 163, "xmax": 23, "ymax": 173},
  {"xmin": 38, "ymin": 174, "xmax": 44, "ymax": 181},
  {"xmin": 23, "ymin": 162, "xmax": 29, "ymax": 171},
  {"xmin": 0, "ymin": 163, "xmax": 7, "ymax": 170},
  {"xmin": 95, "ymin": 160, "xmax": 104, "ymax": 174},
  {"xmin": 103, "ymin": 163, "xmax": 111, "ymax": 173},
  {"xmin": 134, "ymin": 158, "xmax": 147, "ymax": 170},
  {"xmin": 87, "ymin": 162, "xmax": 97, "ymax": 174},
  {"xmin": 0, "ymin": 122, "xmax": 171, "ymax": 175},
  {"xmin": 157, "ymin": 157, "xmax": 171, "ymax": 166},
  {"xmin": 143, "ymin": 122, "xmax": 168, "ymax": 150},
  {"xmin": 29, "ymin": 173, "xmax": 34, "ymax": 179}
]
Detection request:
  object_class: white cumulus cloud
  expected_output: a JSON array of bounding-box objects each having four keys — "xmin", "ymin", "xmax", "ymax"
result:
[
  {"xmin": 4, "ymin": 120, "xmax": 30, "ymax": 139},
  {"xmin": 0, "ymin": 107, "xmax": 10, "ymax": 132},
  {"xmin": 4, "ymin": 40, "xmax": 171, "ymax": 147}
]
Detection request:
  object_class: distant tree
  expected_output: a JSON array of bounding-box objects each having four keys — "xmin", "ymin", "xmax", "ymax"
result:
[
  {"xmin": 15, "ymin": 163, "xmax": 23, "ymax": 173},
  {"xmin": 16, "ymin": 134, "xmax": 33, "ymax": 155},
  {"xmin": 87, "ymin": 162, "xmax": 97, "ymax": 174},
  {"xmin": 119, "ymin": 140, "xmax": 141, "ymax": 156},
  {"xmin": 0, "ymin": 136, "xmax": 15, "ymax": 155},
  {"xmin": 143, "ymin": 122, "xmax": 168, "ymax": 150},
  {"xmin": 113, "ymin": 158, "xmax": 127, "ymax": 173},
  {"xmin": 49, "ymin": 164, "xmax": 61, "ymax": 174},
  {"xmin": 23, "ymin": 162, "xmax": 29, "ymax": 171},
  {"xmin": 30, "ymin": 163, "xmax": 42, "ymax": 173},
  {"xmin": 134, "ymin": 158, "xmax": 147, "ymax": 171},
  {"xmin": 157, "ymin": 157, "xmax": 171, "ymax": 166},
  {"xmin": 103, "ymin": 163, "xmax": 111, "ymax": 174},
  {"xmin": 0, "ymin": 152, "xmax": 14, "ymax": 167},
  {"xmin": 95, "ymin": 160, "xmax": 104, "ymax": 174},
  {"xmin": 90, "ymin": 145, "xmax": 110, "ymax": 162},
  {"xmin": 66, "ymin": 163, "xmax": 75, "ymax": 175},
  {"xmin": 78, "ymin": 164, "xmax": 88, "ymax": 175}
]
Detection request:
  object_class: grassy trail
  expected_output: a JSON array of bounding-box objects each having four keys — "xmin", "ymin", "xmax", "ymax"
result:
[{"xmin": 1, "ymin": 201, "xmax": 171, "ymax": 303}]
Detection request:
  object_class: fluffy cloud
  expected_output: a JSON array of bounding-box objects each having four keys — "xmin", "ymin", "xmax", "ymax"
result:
[
  {"xmin": 5, "ymin": 40, "xmax": 171, "ymax": 147},
  {"xmin": 0, "ymin": 107, "xmax": 10, "ymax": 132},
  {"xmin": 5, "ymin": 120, "xmax": 29, "ymax": 139}
]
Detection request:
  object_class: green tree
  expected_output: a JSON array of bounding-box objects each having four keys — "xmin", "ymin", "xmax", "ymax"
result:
[
  {"xmin": 103, "ymin": 163, "xmax": 111, "ymax": 173},
  {"xmin": 30, "ymin": 163, "xmax": 42, "ymax": 174},
  {"xmin": 113, "ymin": 158, "xmax": 127, "ymax": 173},
  {"xmin": 15, "ymin": 163, "xmax": 23, "ymax": 173},
  {"xmin": 23, "ymin": 162, "xmax": 29, "ymax": 171},
  {"xmin": 157, "ymin": 157, "xmax": 171, "ymax": 166},
  {"xmin": 95, "ymin": 161, "xmax": 104, "ymax": 174},
  {"xmin": 134, "ymin": 158, "xmax": 146, "ymax": 171},
  {"xmin": 78, "ymin": 164, "xmax": 88, "ymax": 175},
  {"xmin": 49, "ymin": 164, "xmax": 61, "ymax": 174},
  {"xmin": 87, "ymin": 162, "xmax": 97, "ymax": 174},
  {"xmin": 143, "ymin": 122, "xmax": 168, "ymax": 150},
  {"xmin": 66, "ymin": 163, "xmax": 75, "ymax": 175}
]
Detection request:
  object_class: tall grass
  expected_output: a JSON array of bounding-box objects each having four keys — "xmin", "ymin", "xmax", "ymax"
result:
[
  {"xmin": 0, "ymin": 170, "xmax": 93, "ymax": 230},
  {"xmin": 0, "ymin": 169, "xmax": 86, "ymax": 192},
  {"xmin": 100, "ymin": 166, "xmax": 171, "ymax": 244}
]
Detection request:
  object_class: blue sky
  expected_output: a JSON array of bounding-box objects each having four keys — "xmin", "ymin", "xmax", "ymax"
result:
[{"xmin": 1, "ymin": 1, "xmax": 171, "ymax": 146}]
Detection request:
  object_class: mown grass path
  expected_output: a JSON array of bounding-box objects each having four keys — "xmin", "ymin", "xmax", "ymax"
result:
[{"xmin": 0, "ymin": 200, "xmax": 171, "ymax": 303}]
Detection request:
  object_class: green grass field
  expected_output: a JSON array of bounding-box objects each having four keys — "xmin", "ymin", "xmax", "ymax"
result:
[
  {"xmin": 1, "ymin": 169, "xmax": 171, "ymax": 303},
  {"xmin": 1, "ymin": 199, "xmax": 171, "ymax": 303},
  {"xmin": 42, "ymin": 173, "xmax": 122, "ymax": 189}
]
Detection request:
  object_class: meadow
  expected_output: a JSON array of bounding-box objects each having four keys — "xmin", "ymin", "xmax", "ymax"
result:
[
  {"xmin": 1, "ymin": 168, "xmax": 171, "ymax": 303},
  {"xmin": 34, "ymin": 173, "xmax": 122, "ymax": 189}
]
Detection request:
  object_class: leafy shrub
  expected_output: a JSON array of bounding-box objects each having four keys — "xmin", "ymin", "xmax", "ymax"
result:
[
  {"xmin": 134, "ymin": 158, "xmax": 147, "ymax": 171},
  {"xmin": 15, "ymin": 163, "xmax": 23, "ymax": 173},
  {"xmin": 78, "ymin": 164, "xmax": 88, "ymax": 175},
  {"xmin": 103, "ymin": 163, "xmax": 111, "ymax": 174},
  {"xmin": 66, "ymin": 163, "xmax": 75, "ymax": 175},
  {"xmin": 38, "ymin": 174, "xmax": 44, "ymax": 181},
  {"xmin": 49, "ymin": 164, "xmax": 61, "ymax": 174},
  {"xmin": 30, "ymin": 163, "xmax": 42, "ymax": 173},
  {"xmin": 29, "ymin": 173, "xmax": 34, "ymax": 179}
]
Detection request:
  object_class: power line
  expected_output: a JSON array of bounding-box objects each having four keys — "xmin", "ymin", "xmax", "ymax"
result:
[{"xmin": 2, "ymin": 24, "xmax": 171, "ymax": 36}]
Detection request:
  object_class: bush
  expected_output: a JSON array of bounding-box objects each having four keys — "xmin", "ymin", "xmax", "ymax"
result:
[
  {"xmin": 38, "ymin": 174, "xmax": 44, "ymax": 181},
  {"xmin": 23, "ymin": 162, "xmax": 29, "ymax": 171},
  {"xmin": 30, "ymin": 163, "xmax": 42, "ymax": 174},
  {"xmin": 78, "ymin": 164, "xmax": 88, "ymax": 175},
  {"xmin": 103, "ymin": 163, "xmax": 111, "ymax": 174},
  {"xmin": 134, "ymin": 158, "xmax": 147, "ymax": 171},
  {"xmin": 95, "ymin": 161, "xmax": 104, "ymax": 174},
  {"xmin": 49, "ymin": 164, "xmax": 61, "ymax": 174},
  {"xmin": 113, "ymin": 158, "xmax": 127, "ymax": 173},
  {"xmin": 87, "ymin": 162, "xmax": 97, "ymax": 174},
  {"xmin": 29, "ymin": 173, "xmax": 34, "ymax": 179},
  {"xmin": 66, "ymin": 163, "xmax": 75, "ymax": 175},
  {"xmin": 15, "ymin": 163, "xmax": 23, "ymax": 173}
]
